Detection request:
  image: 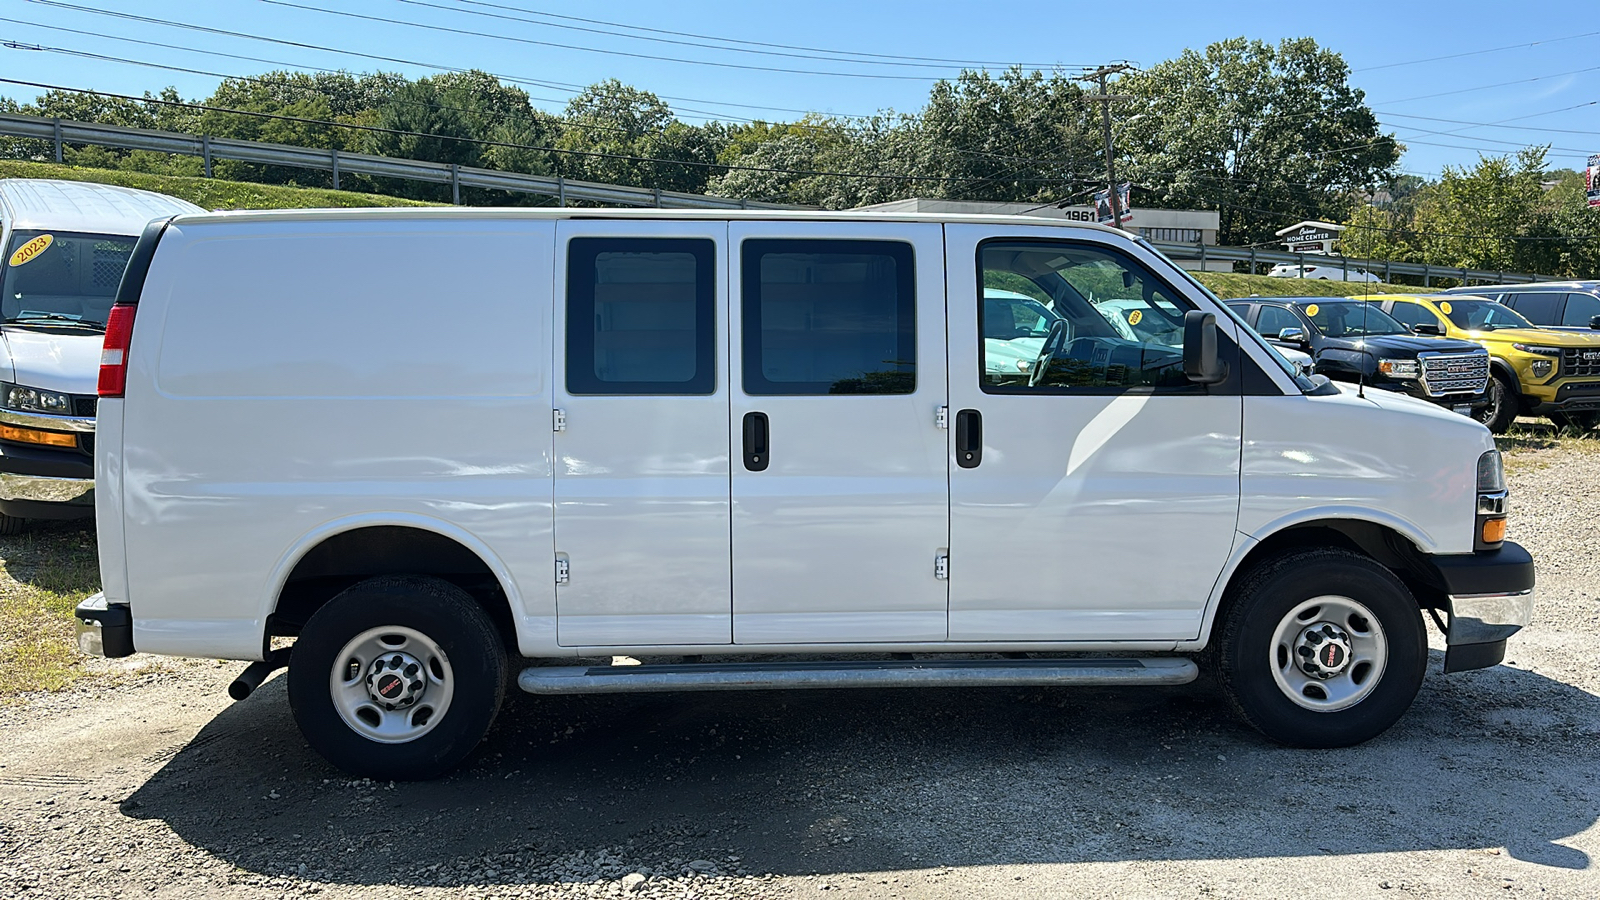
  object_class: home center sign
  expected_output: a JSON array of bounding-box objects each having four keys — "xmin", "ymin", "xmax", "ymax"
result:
[{"xmin": 1275, "ymin": 220, "xmax": 1345, "ymax": 255}]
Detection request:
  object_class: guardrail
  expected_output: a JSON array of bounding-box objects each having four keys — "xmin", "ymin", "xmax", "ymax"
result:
[
  {"xmin": 0, "ymin": 112, "xmax": 792, "ymax": 210},
  {"xmin": 1149, "ymin": 240, "xmax": 1556, "ymax": 287}
]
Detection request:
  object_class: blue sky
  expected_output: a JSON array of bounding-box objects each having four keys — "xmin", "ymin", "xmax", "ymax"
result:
[{"xmin": 2, "ymin": 0, "xmax": 1596, "ymax": 183}]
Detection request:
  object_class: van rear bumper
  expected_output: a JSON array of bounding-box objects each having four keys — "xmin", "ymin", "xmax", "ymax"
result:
[
  {"xmin": 1429, "ymin": 542, "xmax": 1535, "ymax": 673},
  {"xmin": 75, "ymin": 593, "xmax": 134, "ymax": 658}
]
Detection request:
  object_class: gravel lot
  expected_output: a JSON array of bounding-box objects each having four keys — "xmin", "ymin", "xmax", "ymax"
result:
[{"xmin": 1, "ymin": 442, "xmax": 1597, "ymax": 899}]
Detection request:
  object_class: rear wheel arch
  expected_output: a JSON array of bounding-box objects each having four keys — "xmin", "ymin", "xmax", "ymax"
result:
[{"xmin": 267, "ymin": 520, "xmax": 520, "ymax": 652}]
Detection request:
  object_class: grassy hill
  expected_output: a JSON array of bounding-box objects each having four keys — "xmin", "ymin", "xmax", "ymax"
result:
[
  {"xmin": 1193, "ymin": 271, "xmax": 1415, "ymax": 299},
  {"xmin": 0, "ymin": 160, "xmax": 434, "ymax": 210}
]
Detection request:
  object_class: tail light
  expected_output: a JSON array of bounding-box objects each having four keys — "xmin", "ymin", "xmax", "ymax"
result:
[{"xmin": 98, "ymin": 303, "xmax": 137, "ymax": 398}]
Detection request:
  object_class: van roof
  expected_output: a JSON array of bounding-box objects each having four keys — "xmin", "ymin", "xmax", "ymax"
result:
[
  {"xmin": 166, "ymin": 205, "xmax": 1133, "ymax": 234},
  {"xmin": 0, "ymin": 179, "xmax": 205, "ymax": 235}
]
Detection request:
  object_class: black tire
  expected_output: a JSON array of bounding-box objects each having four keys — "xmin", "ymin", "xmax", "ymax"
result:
[
  {"xmin": 1475, "ymin": 372, "xmax": 1518, "ymax": 434},
  {"xmin": 1548, "ymin": 411, "xmax": 1600, "ymax": 432},
  {"xmin": 1215, "ymin": 548, "xmax": 1427, "ymax": 749},
  {"xmin": 287, "ymin": 575, "xmax": 508, "ymax": 780},
  {"xmin": 0, "ymin": 514, "xmax": 25, "ymax": 536}
]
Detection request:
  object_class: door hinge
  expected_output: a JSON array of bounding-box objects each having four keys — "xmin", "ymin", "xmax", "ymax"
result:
[
  {"xmin": 934, "ymin": 552, "xmax": 949, "ymax": 581},
  {"xmin": 936, "ymin": 406, "xmax": 949, "ymax": 430},
  {"xmin": 555, "ymin": 556, "xmax": 570, "ymax": 585},
  {"xmin": 552, "ymin": 408, "xmax": 566, "ymax": 433}
]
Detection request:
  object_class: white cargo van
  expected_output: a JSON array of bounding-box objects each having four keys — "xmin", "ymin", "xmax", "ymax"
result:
[
  {"xmin": 0, "ymin": 179, "xmax": 202, "ymax": 532},
  {"xmin": 78, "ymin": 209, "xmax": 1534, "ymax": 780}
]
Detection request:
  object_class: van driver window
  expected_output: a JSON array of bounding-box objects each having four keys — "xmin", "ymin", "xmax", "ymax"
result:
[
  {"xmin": 979, "ymin": 242, "xmax": 1196, "ymax": 393},
  {"xmin": 741, "ymin": 239, "xmax": 915, "ymax": 395},
  {"xmin": 566, "ymin": 237, "xmax": 716, "ymax": 395}
]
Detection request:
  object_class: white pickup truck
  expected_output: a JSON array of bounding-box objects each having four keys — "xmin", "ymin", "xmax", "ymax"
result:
[{"xmin": 78, "ymin": 209, "xmax": 1534, "ymax": 780}]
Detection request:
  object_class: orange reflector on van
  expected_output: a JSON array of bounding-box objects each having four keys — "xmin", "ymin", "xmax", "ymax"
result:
[
  {"xmin": 1481, "ymin": 518, "xmax": 1507, "ymax": 545},
  {"xmin": 0, "ymin": 424, "xmax": 78, "ymax": 448}
]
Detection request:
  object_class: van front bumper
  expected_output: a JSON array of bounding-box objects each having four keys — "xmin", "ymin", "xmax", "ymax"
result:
[
  {"xmin": 75, "ymin": 593, "xmax": 134, "ymax": 658},
  {"xmin": 1430, "ymin": 541, "xmax": 1536, "ymax": 673},
  {"xmin": 0, "ymin": 431, "xmax": 95, "ymax": 519}
]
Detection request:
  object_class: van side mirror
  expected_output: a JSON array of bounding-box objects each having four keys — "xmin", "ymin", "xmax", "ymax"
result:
[
  {"xmin": 1590, "ymin": 314, "xmax": 1600, "ymax": 330},
  {"xmin": 1411, "ymin": 322, "xmax": 1443, "ymax": 336},
  {"xmin": 1184, "ymin": 311, "xmax": 1229, "ymax": 385}
]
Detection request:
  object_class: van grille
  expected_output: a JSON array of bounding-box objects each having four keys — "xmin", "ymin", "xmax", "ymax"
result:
[
  {"xmin": 1562, "ymin": 347, "xmax": 1600, "ymax": 378},
  {"xmin": 73, "ymin": 396, "xmax": 97, "ymax": 418},
  {"xmin": 1419, "ymin": 351, "xmax": 1490, "ymax": 397}
]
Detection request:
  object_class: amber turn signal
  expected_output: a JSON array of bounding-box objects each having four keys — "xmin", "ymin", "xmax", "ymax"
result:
[
  {"xmin": 1481, "ymin": 517, "xmax": 1507, "ymax": 546},
  {"xmin": 0, "ymin": 424, "xmax": 78, "ymax": 448}
]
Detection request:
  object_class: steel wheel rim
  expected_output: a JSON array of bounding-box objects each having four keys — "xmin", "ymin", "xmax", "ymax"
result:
[
  {"xmin": 330, "ymin": 625, "xmax": 455, "ymax": 744},
  {"xmin": 1269, "ymin": 595, "xmax": 1388, "ymax": 712}
]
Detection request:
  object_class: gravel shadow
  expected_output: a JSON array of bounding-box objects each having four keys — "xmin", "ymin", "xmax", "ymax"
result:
[{"xmin": 118, "ymin": 650, "xmax": 1600, "ymax": 889}]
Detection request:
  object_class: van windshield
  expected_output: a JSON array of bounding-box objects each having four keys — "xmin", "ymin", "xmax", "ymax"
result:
[{"xmin": 1, "ymin": 229, "xmax": 137, "ymax": 330}]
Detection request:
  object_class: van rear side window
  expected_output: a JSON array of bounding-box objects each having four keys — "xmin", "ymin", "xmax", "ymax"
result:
[
  {"xmin": 566, "ymin": 238, "xmax": 716, "ymax": 395},
  {"xmin": 740, "ymin": 239, "xmax": 915, "ymax": 395}
]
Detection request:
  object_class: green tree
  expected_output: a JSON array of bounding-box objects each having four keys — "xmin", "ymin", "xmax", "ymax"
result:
[{"xmin": 1119, "ymin": 37, "xmax": 1401, "ymax": 245}]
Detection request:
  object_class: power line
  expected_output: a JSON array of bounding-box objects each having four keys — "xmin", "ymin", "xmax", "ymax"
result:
[
  {"xmin": 257, "ymin": 0, "xmax": 967, "ymax": 82},
  {"xmin": 1379, "ymin": 63, "xmax": 1600, "ymax": 105},
  {"xmin": 16, "ymin": 0, "xmax": 879, "ymax": 120},
  {"xmin": 390, "ymin": 0, "xmax": 1082, "ymax": 72},
  {"xmin": 1378, "ymin": 103, "xmax": 1600, "ymax": 136},
  {"xmin": 1354, "ymin": 30, "xmax": 1600, "ymax": 72},
  {"xmin": 442, "ymin": 0, "xmax": 1080, "ymax": 69}
]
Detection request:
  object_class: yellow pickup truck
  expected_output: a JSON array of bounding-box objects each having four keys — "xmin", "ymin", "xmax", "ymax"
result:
[{"xmin": 1372, "ymin": 294, "xmax": 1600, "ymax": 433}]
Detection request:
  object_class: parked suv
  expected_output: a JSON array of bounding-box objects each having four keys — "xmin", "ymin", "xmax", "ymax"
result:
[
  {"xmin": 1225, "ymin": 297, "xmax": 1490, "ymax": 414},
  {"xmin": 0, "ymin": 179, "xmax": 202, "ymax": 532},
  {"xmin": 1440, "ymin": 282, "xmax": 1600, "ymax": 333},
  {"xmin": 1374, "ymin": 294, "xmax": 1600, "ymax": 432}
]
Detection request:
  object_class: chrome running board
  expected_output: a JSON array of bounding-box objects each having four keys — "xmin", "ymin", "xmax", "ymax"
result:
[{"xmin": 517, "ymin": 656, "xmax": 1197, "ymax": 695}]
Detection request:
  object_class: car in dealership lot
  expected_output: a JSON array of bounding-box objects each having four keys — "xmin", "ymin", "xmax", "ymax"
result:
[
  {"xmin": 1267, "ymin": 262, "xmax": 1381, "ymax": 283},
  {"xmin": 1226, "ymin": 296, "xmax": 1489, "ymax": 414},
  {"xmin": 1372, "ymin": 293, "xmax": 1600, "ymax": 433},
  {"xmin": 1439, "ymin": 282, "xmax": 1600, "ymax": 333},
  {"xmin": 0, "ymin": 178, "xmax": 202, "ymax": 533}
]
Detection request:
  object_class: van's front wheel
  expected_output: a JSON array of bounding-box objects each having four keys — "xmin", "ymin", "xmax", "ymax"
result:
[
  {"xmin": 1216, "ymin": 549, "xmax": 1426, "ymax": 748},
  {"xmin": 287, "ymin": 576, "xmax": 508, "ymax": 780}
]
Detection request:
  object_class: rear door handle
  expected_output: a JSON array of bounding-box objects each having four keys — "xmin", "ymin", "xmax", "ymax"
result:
[
  {"xmin": 955, "ymin": 408, "xmax": 982, "ymax": 468},
  {"xmin": 743, "ymin": 411, "xmax": 769, "ymax": 471}
]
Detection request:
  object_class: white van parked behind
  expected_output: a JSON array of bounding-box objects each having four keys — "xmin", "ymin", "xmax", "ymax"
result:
[
  {"xmin": 0, "ymin": 179, "xmax": 202, "ymax": 532},
  {"xmin": 78, "ymin": 209, "xmax": 1534, "ymax": 780}
]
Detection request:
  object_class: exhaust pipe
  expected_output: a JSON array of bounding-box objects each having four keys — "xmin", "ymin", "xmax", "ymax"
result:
[{"xmin": 228, "ymin": 647, "xmax": 292, "ymax": 701}]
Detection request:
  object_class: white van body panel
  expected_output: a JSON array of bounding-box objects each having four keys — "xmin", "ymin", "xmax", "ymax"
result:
[
  {"xmin": 551, "ymin": 219, "xmax": 732, "ymax": 648},
  {"xmin": 944, "ymin": 224, "xmax": 1243, "ymax": 642},
  {"xmin": 1239, "ymin": 384, "xmax": 1490, "ymax": 556},
  {"xmin": 120, "ymin": 218, "xmax": 556, "ymax": 659},
  {"xmin": 728, "ymin": 220, "xmax": 950, "ymax": 644},
  {"xmin": 2, "ymin": 329, "xmax": 101, "ymax": 395}
]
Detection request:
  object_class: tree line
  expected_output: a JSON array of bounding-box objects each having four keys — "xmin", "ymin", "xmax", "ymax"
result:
[{"xmin": 2, "ymin": 35, "xmax": 1595, "ymax": 275}]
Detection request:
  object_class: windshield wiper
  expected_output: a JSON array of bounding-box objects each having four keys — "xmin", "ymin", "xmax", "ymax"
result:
[{"xmin": 5, "ymin": 314, "xmax": 104, "ymax": 329}]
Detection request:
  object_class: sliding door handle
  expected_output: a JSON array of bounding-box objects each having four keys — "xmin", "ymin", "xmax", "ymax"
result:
[
  {"xmin": 955, "ymin": 408, "xmax": 982, "ymax": 468},
  {"xmin": 743, "ymin": 411, "xmax": 769, "ymax": 471}
]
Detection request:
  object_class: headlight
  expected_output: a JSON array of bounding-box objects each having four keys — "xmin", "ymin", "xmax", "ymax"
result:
[
  {"xmin": 1477, "ymin": 449, "xmax": 1505, "ymax": 493},
  {"xmin": 2, "ymin": 383, "xmax": 72, "ymax": 414},
  {"xmin": 1512, "ymin": 343, "xmax": 1561, "ymax": 357},
  {"xmin": 1377, "ymin": 359, "xmax": 1420, "ymax": 379}
]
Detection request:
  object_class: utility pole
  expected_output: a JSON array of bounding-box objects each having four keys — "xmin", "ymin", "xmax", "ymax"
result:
[{"xmin": 1080, "ymin": 63, "xmax": 1133, "ymax": 230}]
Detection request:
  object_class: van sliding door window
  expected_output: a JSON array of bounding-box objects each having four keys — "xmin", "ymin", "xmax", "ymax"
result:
[
  {"xmin": 979, "ymin": 241, "xmax": 1198, "ymax": 393},
  {"xmin": 566, "ymin": 238, "xmax": 716, "ymax": 395},
  {"xmin": 741, "ymin": 239, "xmax": 915, "ymax": 395}
]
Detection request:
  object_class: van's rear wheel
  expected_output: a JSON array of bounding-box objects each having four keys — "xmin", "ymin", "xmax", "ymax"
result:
[
  {"xmin": 287, "ymin": 575, "xmax": 508, "ymax": 780},
  {"xmin": 0, "ymin": 514, "xmax": 25, "ymax": 536},
  {"xmin": 1216, "ymin": 549, "xmax": 1426, "ymax": 748}
]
